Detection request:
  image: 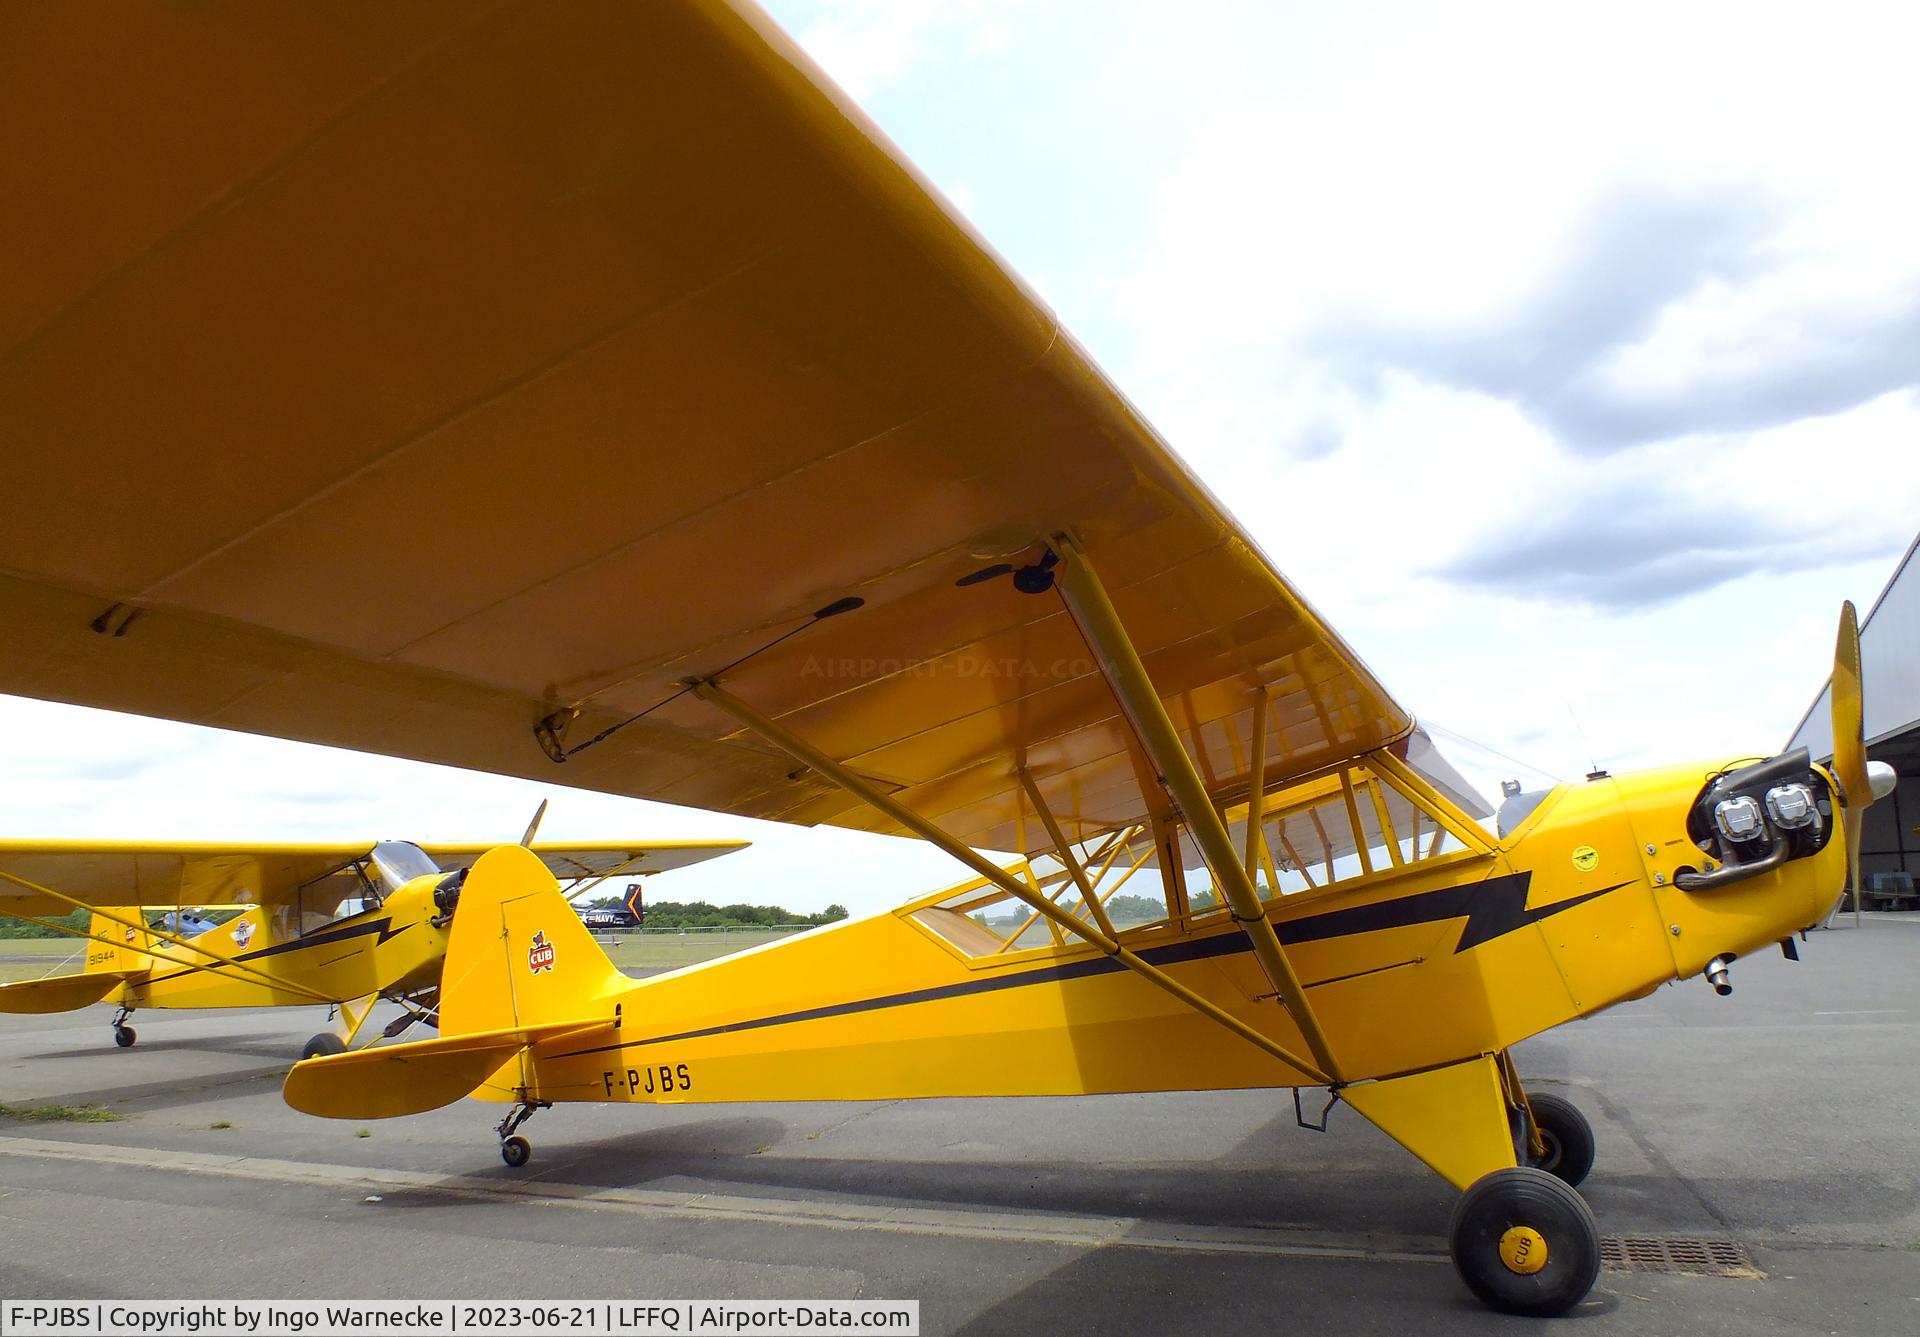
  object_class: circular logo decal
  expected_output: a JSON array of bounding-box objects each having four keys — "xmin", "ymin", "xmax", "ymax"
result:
[
  {"xmin": 1571, "ymin": 845, "xmax": 1600, "ymax": 873},
  {"xmin": 1499, "ymin": 1225, "xmax": 1549, "ymax": 1275}
]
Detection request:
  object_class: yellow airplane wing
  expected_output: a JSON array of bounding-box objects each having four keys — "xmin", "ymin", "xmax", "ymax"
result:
[
  {"xmin": 0, "ymin": 2, "xmax": 1409, "ymax": 855},
  {"xmin": 423, "ymin": 841, "xmax": 750, "ymax": 885},
  {"xmin": 0, "ymin": 839, "xmax": 745, "ymax": 919},
  {"xmin": 0, "ymin": 841, "xmax": 383, "ymax": 918}
]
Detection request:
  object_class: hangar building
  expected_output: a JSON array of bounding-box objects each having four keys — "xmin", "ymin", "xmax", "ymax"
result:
[{"xmin": 1789, "ymin": 534, "xmax": 1920, "ymax": 891}]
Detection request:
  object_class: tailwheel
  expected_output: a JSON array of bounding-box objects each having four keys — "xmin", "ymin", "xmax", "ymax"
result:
[
  {"xmin": 111, "ymin": 1007, "xmax": 136, "ymax": 1048},
  {"xmin": 1524, "ymin": 1093, "xmax": 1596, "ymax": 1188},
  {"xmin": 494, "ymin": 1099, "xmax": 548, "ymax": 1170},
  {"xmin": 1449, "ymin": 1166, "xmax": 1600, "ymax": 1317},
  {"xmin": 302, "ymin": 1033, "xmax": 347, "ymax": 1061}
]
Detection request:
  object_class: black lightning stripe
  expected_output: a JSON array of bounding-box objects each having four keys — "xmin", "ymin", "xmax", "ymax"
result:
[
  {"xmin": 139, "ymin": 915, "xmax": 410, "ymax": 988},
  {"xmin": 548, "ymin": 873, "xmax": 1628, "ymax": 1062}
]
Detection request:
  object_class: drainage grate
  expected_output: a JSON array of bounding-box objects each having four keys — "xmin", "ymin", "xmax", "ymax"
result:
[{"xmin": 1600, "ymin": 1235, "xmax": 1763, "ymax": 1278}]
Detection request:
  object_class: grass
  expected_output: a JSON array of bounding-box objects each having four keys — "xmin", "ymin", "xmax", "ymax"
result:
[
  {"xmin": 209, "ymin": 1120, "xmax": 233, "ymax": 1130},
  {"xmin": 356, "ymin": 1129, "xmax": 372, "ymax": 1139},
  {"xmin": 0, "ymin": 927, "xmax": 803, "ymax": 983},
  {"xmin": 0, "ymin": 1102, "xmax": 121, "ymax": 1123},
  {"xmin": 0, "ymin": 939, "xmax": 90, "ymax": 984},
  {"xmin": 604, "ymin": 928, "xmax": 802, "ymax": 974}
]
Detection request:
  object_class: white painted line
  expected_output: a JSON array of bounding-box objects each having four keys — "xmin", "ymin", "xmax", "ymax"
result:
[
  {"xmin": 0, "ymin": 1133, "xmax": 1447, "ymax": 1266},
  {"xmin": 1812, "ymin": 1009, "xmax": 1907, "ymax": 1017}
]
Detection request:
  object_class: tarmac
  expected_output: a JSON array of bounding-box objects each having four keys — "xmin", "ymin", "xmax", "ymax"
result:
[{"xmin": 1, "ymin": 916, "xmax": 1916, "ymax": 1335}]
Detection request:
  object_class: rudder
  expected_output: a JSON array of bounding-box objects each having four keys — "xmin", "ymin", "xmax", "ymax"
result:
[
  {"xmin": 438, "ymin": 844, "xmax": 626, "ymax": 1036},
  {"xmin": 83, "ymin": 911, "xmax": 153, "ymax": 974}
]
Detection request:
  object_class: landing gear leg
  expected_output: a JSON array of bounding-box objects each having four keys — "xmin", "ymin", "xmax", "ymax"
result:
[
  {"xmin": 1499, "ymin": 1052, "xmax": 1597, "ymax": 1188},
  {"xmin": 111, "ymin": 1006, "xmax": 136, "ymax": 1049},
  {"xmin": 1344, "ymin": 1053, "xmax": 1601, "ymax": 1317},
  {"xmin": 495, "ymin": 1100, "xmax": 549, "ymax": 1169}
]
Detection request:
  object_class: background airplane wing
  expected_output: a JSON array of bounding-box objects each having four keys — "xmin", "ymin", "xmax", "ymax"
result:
[
  {"xmin": 0, "ymin": 1, "xmax": 1410, "ymax": 855},
  {"xmin": 422, "ymin": 840, "xmax": 750, "ymax": 883},
  {"xmin": 0, "ymin": 841, "xmax": 378, "ymax": 917}
]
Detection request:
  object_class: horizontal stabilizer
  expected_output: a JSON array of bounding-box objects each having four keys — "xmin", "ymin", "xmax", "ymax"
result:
[
  {"xmin": 0, "ymin": 972, "xmax": 129, "ymax": 1015},
  {"xmin": 283, "ymin": 1018, "xmax": 612, "ymax": 1120}
]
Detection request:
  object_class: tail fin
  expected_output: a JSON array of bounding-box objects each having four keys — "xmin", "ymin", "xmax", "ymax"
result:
[
  {"xmin": 284, "ymin": 844, "xmax": 623, "ymax": 1120},
  {"xmin": 84, "ymin": 910, "xmax": 153, "ymax": 974},
  {"xmin": 439, "ymin": 843, "xmax": 626, "ymax": 1036}
]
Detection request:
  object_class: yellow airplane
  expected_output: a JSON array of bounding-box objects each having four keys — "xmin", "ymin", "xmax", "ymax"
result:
[
  {"xmin": 0, "ymin": 1, "xmax": 1893, "ymax": 1317},
  {"xmin": 0, "ymin": 838, "xmax": 745, "ymax": 1057}
]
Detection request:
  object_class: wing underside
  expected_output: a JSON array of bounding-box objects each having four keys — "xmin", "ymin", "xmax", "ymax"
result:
[{"xmin": 0, "ymin": 1, "xmax": 1411, "ymax": 856}]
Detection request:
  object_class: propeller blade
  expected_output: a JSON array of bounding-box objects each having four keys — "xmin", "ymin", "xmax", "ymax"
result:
[
  {"xmin": 519, "ymin": 798, "xmax": 549, "ymax": 848},
  {"xmin": 1829, "ymin": 602, "xmax": 1870, "ymax": 925}
]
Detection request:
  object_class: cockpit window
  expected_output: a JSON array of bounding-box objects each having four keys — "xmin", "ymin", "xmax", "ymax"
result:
[{"xmin": 369, "ymin": 840, "xmax": 440, "ymax": 894}]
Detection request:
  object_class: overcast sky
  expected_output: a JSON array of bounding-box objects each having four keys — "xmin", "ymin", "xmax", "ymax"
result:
[{"xmin": 3, "ymin": 1, "xmax": 1916, "ymax": 916}]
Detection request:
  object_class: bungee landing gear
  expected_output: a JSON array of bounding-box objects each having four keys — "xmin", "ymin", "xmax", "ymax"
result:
[{"xmin": 495, "ymin": 1099, "xmax": 550, "ymax": 1169}]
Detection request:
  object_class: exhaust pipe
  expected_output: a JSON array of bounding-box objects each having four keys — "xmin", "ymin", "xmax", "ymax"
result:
[{"xmin": 1705, "ymin": 954, "xmax": 1734, "ymax": 996}]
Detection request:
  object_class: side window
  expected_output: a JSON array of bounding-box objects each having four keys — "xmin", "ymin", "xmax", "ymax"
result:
[
  {"xmin": 910, "ymin": 824, "xmax": 1175, "ymax": 959},
  {"xmin": 1236, "ymin": 760, "xmax": 1480, "ymax": 900}
]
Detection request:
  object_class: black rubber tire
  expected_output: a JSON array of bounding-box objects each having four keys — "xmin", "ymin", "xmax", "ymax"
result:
[
  {"xmin": 1450, "ymin": 1166, "xmax": 1601, "ymax": 1317},
  {"xmin": 301, "ymin": 1033, "xmax": 347, "ymax": 1061},
  {"xmin": 1526, "ymin": 1093, "xmax": 1597, "ymax": 1188},
  {"xmin": 501, "ymin": 1136, "xmax": 532, "ymax": 1169},
  {"xmin": 113, "ymin": 1025, "xmax": 136, "ymax": 1048}
]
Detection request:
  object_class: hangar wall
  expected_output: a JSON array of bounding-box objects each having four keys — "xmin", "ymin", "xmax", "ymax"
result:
[{"xmin": 1789, "ymin": 532, "xmax": 1920, "ymax": 881}]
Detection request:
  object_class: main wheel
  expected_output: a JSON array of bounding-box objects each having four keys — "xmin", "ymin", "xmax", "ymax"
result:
[
  {"xmin": 1449, "ymin": 1166, "xmax": 1600, "ymax": 1317},
  {"xmin": 301, "ymin": 1033, "xmax": 346, "ymax": 1060},
  {"xmin": 1525, "ymin": 1093, "xmax": 1596, "ymax": 1188},
  {"xmin": 501, "ymin": 1135, "xmax": 532, "ymax": 1169},
  {"xmin": 113, "ymin": 1025, "xmax": 136, "ymax": 1048}
]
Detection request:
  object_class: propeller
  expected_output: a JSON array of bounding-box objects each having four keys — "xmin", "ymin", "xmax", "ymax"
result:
[
  {"xmin": 519, "ymin": 798, "xmax": 549, "ymax": 848},
  {"xmin": 1829, "ymin": 602, "xmax": 1876, "ymax": 926}
]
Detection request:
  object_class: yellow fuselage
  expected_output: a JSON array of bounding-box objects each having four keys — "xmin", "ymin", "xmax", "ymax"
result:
[
  {"xmin": 476, "ymin": 759, "xmax": 1841, "ymax": 1109},
  {"xmin": 111, "ymin": 879, "xmax": 447, "ymax": 1011}
]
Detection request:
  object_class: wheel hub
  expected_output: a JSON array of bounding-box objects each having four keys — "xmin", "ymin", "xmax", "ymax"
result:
[{"xmin": 1499, "ymin": 1225, "xmax": 1550, "ymax": 1275}]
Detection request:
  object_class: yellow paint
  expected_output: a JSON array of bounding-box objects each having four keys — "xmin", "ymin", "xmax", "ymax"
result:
[
  {"xmin": 1500, "ymin": 1226, "xmax": 1549, "ymax": 1275},
  {"xmin": 1342, "ymin": 1055, "xmax": 1518, "ymax": 1191},
  {"xmin": 1, "ymin": 840, "xmax": 743, "ymax": 1030},
  {"xmin": 291, "ymin": 750, "xmax": 1846, "ymax": 1200}
]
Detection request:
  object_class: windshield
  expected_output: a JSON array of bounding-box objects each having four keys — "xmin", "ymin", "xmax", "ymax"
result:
[
  {"xmin": 369, "ymin": 840, "xmax": 441, "ymax": 894},
  {"xmin": 1405, "ymin": 723, "xmax": 1561, "ymax": 838}
]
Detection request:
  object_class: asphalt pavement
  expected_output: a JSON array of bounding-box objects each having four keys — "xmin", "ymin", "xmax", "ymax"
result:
[{"xmin": 1, "ymin": 916, "xmax": 1916, "ymax": 1335}]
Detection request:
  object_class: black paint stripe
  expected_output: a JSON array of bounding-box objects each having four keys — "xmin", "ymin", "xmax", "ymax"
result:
[
  {"xmin": 549, "ymin": 875, "xmax": 1626, "ymax": 1063},
  {"xmin": 139, "ymin": 915, "xmax": 404, "ymax": 988}
]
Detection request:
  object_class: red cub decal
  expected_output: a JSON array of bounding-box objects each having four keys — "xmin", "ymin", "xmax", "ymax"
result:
[{"xmin": 527, "ymin": 930, "xmax": 556, "ymax": 974}]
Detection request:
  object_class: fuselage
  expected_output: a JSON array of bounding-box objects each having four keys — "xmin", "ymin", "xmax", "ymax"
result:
[
  {"xmin": 111, "ymin": 877, "xmax": 448, "ymax": 1010},
  {"xmin": 475, "ymin": 753, "xmax": 1843, "ymax": 1109}
]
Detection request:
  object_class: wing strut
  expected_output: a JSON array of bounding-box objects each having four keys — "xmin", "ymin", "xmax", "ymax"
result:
[
  {"xmin": 1051, "ymin": 534, "xmax": 1346, "ymax": 1084},
  {"xmin": 0, "ymin": 871, "xmax": 338, "ymax": 1004},
  {"xmin": 690, "ymin": 680, "xmax": 1330, "ymax": 1085}
]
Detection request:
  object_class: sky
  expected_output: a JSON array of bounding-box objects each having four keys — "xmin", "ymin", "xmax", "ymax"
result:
[{"xmin": 3, "ymin": 0, "xmax": 1917, "ymax": 916}]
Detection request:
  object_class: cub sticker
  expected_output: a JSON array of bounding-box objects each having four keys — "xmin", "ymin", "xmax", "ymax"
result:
[
  {"xmin": 1571, "ymin": 845, "xmax": 1600, "ymax": 873},
  {"xmin": 527, "ymin": 930, "xmax": 556, "ymax": 974},
  {"xmin": 232, "ymin": 919, "xmax": 255, "ymax": 949}
]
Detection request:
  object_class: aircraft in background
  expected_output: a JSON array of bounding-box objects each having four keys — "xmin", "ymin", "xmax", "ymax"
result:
[
  {"xmin": 0, "ymin": 838, "xmax": 744, "ymax": 1056},
  {"xmin": 0, "ymin": 0, "xmax": 1893, "ymax": 1316}
]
